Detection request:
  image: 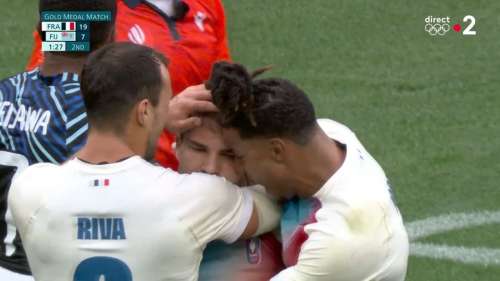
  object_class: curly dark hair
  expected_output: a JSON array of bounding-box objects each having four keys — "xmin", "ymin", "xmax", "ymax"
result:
[{"xmin": 206, "ymin": 61, "xmax": 317, "ymax": 145}]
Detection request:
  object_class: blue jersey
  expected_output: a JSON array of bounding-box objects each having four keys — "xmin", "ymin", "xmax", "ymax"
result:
[
  {"xmin": 0, "ymin": 68, "xmax": 87, "ymax": 164},
  {"xmin": 0, "ymin": 68, "xmax": 87, "ymax": 275}
]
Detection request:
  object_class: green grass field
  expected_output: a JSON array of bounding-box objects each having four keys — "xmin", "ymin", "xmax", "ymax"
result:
[{"xmin": 1, "ymin": 0, "xmax": 499, "ymax": 280}]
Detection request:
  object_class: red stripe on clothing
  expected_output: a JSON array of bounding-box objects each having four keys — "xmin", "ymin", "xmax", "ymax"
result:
[{"xmin": 282, "ymin": 198, "xmax": 322, "ymax": 267}]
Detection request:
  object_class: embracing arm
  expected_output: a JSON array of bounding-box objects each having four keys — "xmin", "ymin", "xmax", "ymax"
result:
[
  {"xmin": 179, "ymin": 174, "xmax": 280, "ymax": 245},
  {"xmin": 239, "ymin": 185, "xmax": 280, "ymax": 239}
]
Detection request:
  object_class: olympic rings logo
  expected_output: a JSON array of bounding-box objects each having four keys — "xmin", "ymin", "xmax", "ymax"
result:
[{"xmin": 425, "ymin": 23, "xmax": 450, "ymax": 36}]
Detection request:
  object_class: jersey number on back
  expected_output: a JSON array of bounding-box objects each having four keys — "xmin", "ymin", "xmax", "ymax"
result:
[{"xmin": 74, "ymin": 256, "xmax": 132, "ymax": 281}]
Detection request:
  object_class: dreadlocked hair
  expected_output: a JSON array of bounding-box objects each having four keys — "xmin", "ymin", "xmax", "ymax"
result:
[{"xmin": 206, "ymin": 61, "xmax": 317, "ymax": 145}]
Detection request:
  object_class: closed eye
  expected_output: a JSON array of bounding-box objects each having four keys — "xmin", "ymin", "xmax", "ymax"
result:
[
  {"xmin": 186, "ymin": 140, "xmax": 207, "ymax": 152},
  {"xmin": 221, "ymin": 150, "xmax": 237, "ymax": 160}
]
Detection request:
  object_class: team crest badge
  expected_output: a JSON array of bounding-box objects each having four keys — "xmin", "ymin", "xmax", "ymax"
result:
[{"xmin": 246, "ymin": 237, "xmax": 261, "ymax": 264}]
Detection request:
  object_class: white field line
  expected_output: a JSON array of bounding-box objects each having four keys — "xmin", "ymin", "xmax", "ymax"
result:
[
  {"xmin": 411, "ymin": 242, "xmax": 500, "ymax": 266},
  {"xmin": 406, "ymin": 210, "xmax": 500, "ymax": 241},
  {"xmin": 405, "ymin": 210, "xmax": 500, "ymax": 266}
]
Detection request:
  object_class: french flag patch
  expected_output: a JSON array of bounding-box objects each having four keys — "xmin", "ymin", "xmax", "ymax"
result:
[
  {"xmin": 92, "ymin": 179, "xmax": 110, "ymax": 187},
  {"xmin": 63, "ymin": 22, "xmax": 76, "ymax": 31}
]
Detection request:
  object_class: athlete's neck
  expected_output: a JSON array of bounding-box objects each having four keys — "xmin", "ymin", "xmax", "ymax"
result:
[
  {"xmin": 76, "ymin": 130, "xmax": 136, "ymax": 165},
  {"xmin": 40, "ymin": 53, "xmax": 87, "ymax": 76},
  {"xmin": 293, "ymin": 129, "xmax": 346, "ymax": 198}
]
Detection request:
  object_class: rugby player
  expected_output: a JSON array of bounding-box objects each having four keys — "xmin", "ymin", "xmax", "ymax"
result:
[
  {"xmin": 27, "ymin": 0, "xmax": 232, "ymax": 169},
  {"xmin": 175, "ymin": 113, "xmax": 284, "ymax": 281},
  {"xmin": 207, "ymin": 61, "xmax": 410, "ymax": 281},
  {"xmin": 0, "ymin": 1, "xmax": 116, "ymax": 280},
  {"xmin": 9, "ymin": 43, "xmax": 279, "ymax": 281}
]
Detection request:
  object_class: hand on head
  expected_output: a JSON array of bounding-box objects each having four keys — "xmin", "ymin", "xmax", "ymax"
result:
[{"xmin": 165, "ymin": 84, "xmax": 218, "ymax": 134}]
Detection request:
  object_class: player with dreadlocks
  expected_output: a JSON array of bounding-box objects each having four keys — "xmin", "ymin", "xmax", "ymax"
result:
[{"xmin": 207, "ymin": 61, "xmax": 410, "ymax": 281}]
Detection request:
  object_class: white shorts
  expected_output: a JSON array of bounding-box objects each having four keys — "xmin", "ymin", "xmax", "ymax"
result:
[{"xmin": 0, "ymin": 266, "xmax": 34, "ymax": 281}]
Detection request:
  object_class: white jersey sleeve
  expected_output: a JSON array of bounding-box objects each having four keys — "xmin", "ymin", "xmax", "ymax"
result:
[
  {"xmin": 245, "ymin": 185, "xmax": 281, "ymax": 236},
  {"xmin": 272, "ymin": 200, "xmax": 407, "ymax": 281},
  {"xmin": 173, "ymin": 173, "xmax": 254, "ymax": 245}
]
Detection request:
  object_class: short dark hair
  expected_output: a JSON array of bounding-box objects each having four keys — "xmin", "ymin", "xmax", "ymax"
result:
[
  {"xmin": 39, "ymin": 0, "xmax": 117, "ymax": 53},
  {"xmin": 80, "ymin": 42, "xmax": 169, "ymax": 133},
  {"xmin": 206, "ymin": 61, "xmax": 317, "ymax": 145}
]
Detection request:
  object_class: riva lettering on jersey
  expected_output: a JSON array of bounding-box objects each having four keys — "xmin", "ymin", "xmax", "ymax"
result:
[
  {"xmin": 0, "ymin": 102, "xmax": 51, "ymax": 135},
  {"xmin": 77, "ymin": 217, "xmax": 126, "ymax": 240}
]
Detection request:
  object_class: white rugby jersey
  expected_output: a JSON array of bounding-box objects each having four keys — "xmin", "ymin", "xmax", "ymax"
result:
[
  {"xmin": 273, "ymin": 119, "xmax": 409, "ymax": 281},
  {"xmin": 8, "ymin": 156, "xmax": 257, "ymax": 281}
]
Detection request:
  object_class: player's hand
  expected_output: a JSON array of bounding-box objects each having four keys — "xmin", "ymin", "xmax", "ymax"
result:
[{"xmin": 165, "ymin": 84, "xmax": 218, "ymax": 133}]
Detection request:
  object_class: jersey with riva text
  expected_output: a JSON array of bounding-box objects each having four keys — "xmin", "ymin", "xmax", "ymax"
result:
[{"xmin": 9, "ymin": 156, "xmax": 254, "ymax": 281}]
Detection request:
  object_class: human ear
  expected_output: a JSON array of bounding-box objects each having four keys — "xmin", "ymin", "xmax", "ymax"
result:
[
  {"xmin": 268, "ymin": 138, "xmax": 285, "ymax": 163},
  {"xmin": 136, "ymin": 99, "xmax": 151, "ymax": 127}
]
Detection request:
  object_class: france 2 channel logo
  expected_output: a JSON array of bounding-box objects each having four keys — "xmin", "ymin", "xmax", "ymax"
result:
[{"xmin": 424, "ymin": 15, "xmax": 477, "ymax": 36}]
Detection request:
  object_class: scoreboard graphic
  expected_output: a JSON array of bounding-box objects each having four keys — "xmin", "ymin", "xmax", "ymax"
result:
[{"xmin": 41, "ymin": 11, "xmax": 112, "ymax": 52}]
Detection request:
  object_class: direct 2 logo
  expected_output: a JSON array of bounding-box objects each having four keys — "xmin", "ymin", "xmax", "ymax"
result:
[{"xmin": 424, "ymin": 15, "xmax": 477, "ymax": 36}]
